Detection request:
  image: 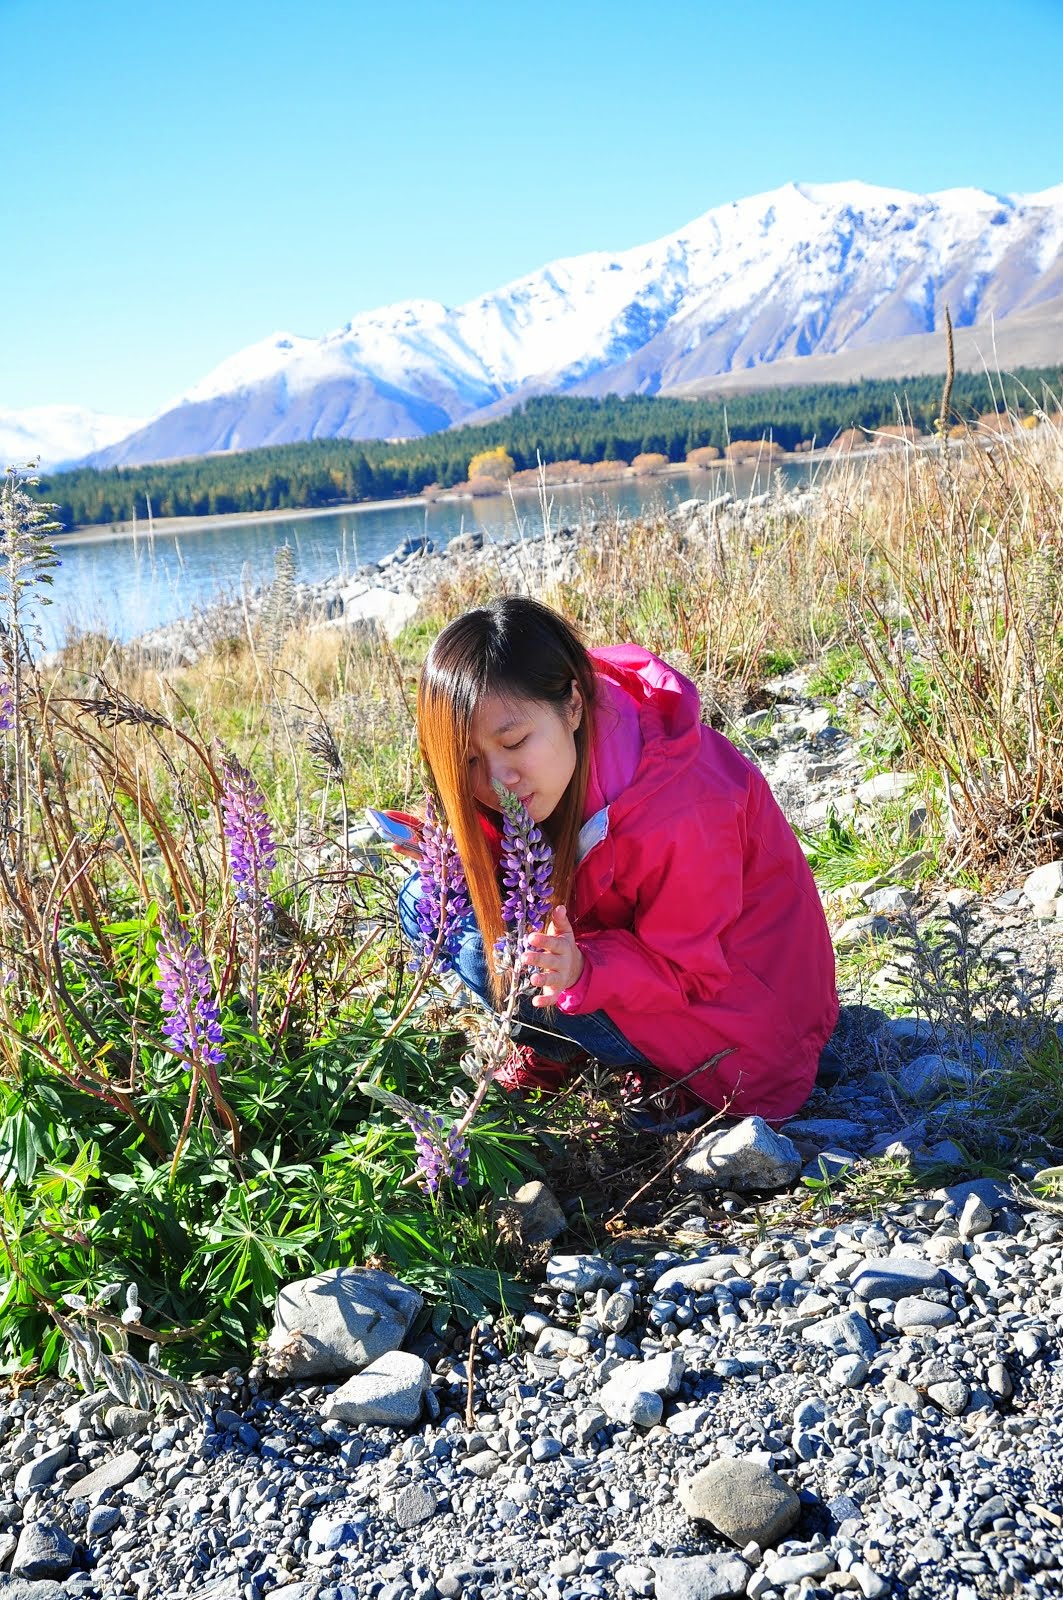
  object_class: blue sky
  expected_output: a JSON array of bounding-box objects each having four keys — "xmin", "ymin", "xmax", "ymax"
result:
[{"xmin": 4, "ymin": 0, "xmax": 1062, "ymax": 417}]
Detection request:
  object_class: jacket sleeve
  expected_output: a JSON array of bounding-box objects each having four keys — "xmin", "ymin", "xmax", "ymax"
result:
[{"xmin": 557, "ymin": 805, "xmax": 744, "ymax": 1018}]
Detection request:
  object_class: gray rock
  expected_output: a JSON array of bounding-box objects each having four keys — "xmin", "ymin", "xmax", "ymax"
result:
[
  {"xmin": 803, "ymin": 1311, "xmax": 878, "ymax": 1358},
  {"xmin": 678, "ymin": 1117, "xmax": 801, "ymax": 1191},
  {"xmin": 10, "ymin": 1523, "xmax": 75, "ymax": 1581},
  {"xmin": 987, "ymin": 1361, "xmax": 1013, "ymax": 1399},
  {"xmin": 927, "ymin": 1380, "xmax": 970, "ymax": 1415},
  {"xmin": 600, "ymin": 1387, "xmax": 662, "ymax": 1429},
  {"xmin": 829, "ymin": 1353, "xmax": 870, "ymax": 1387},
  {"xmin": 653, "ymin": 1254, "xmax": 747, "ymax": 1294},
  {"xmin": 652, "ymin": 1554, "xmax": 751, "ymax": 1599},
  {"xmin": 85, "ymin": 1506, "xmax": 122, "ymax": 1541},
  {"xmin": 832, "ymin": 914, "xmax": 892, "ymax": 952},
  {"xmin": 897, "ymin": 1053, "xmax": 971, "ymax": 1103},
  {"xmin": 496, "ymin": 1180, "xmax": 566, "ymax": 1244},
  {"xmin": 764, "ymin": 1553, "xmax": 835, "ymax": 1586},
  {"xmin": 783, "ymin": 1117, "xmax": 868, "ymax": 1145},
  {"xmin": 615, "ymin": 1565, "xmax": 656, "ymax": 1597},
  {"xmin": 269, "ymin": 1266, "xmax": 422, "ymax": 1379},
  {"xmin": 850, "ymin": 1563, "xmax": 889, "ymax": 1599},
  {"xmin": 596, "ymin": 1287, "xmax": 635, "ymax": 1333},
  {"xmin": 883, "ymin": 849, "xmax": 934, "ymax": 883},
  {"xmin": 1022, "ymin": 860, "xmax": 1063, "ymax": 902},
  {"xmin": 101, "ymin": 1406, "xmax": 153, "ymax": 1439},
  {"xmin": 599, "ymin": 1351, "xmax": 685, "ymax": 1426},
  {"xmin": 392, "ymin": 1482, "xmax": 437, "ymax": 1529},
  {"xmin": 545, "ymin": 1254, "xmax": 621, "ymax": 1294},
  {"xmin": 894, "ymin": 1297, "xmax": 957, "ymax": 1330},
  {"xmin": 863, "ymin": 887, "xmax": 915, "ymax": 915},
  {"xmin": 63, "ymin": 1448, "xmax": 142, "ymax": 1500},
  {"xmin": 0, "ymin": 1585, "xmax": 67, "ymax": 1600},
  {"xmin": 534, "ymin": 1325, "xmax": 576, "ymax": 1358},
  {"xmin": 13, "ymin": 1446, "xmax": 68, "ymax": 1498},
  {"xmin": 857, "ymin": 772, "xmax": 916, "ymax": 804},
  {"xmin": 945, "ymin": 1177, "xmax": 1010, "ymax": 1210},
  {"xmin": 679, "ymin": 1458, "xmax": 801, "ymax": 1546},
  {"xmin": 308, "ymin": 1514, "xmax": 367, "ymax": 1550},
  {"xmin": 850, "ymin": 1254, "xmax": 944, "ymax": 1301},
  {"xmin": 957, "ymin": 1192, "xmax": 994, "ymax": 1238},
  {"xmin": 883, "ymin": 1015, "xmax": 938, "ymax": 1051},
  {"xmin": 322, "ymin": 1350, "xmax": 429, "ymax": 1427}
]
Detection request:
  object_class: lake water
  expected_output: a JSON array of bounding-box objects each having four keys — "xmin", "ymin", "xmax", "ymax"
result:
[{"xmin": 41, "ymin": 461, "xmax": 813, "ymax": 650}]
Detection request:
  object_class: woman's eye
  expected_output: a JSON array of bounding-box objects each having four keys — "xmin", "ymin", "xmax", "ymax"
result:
[{"xmin": 503, "ymin": 736, "xmax": 528, "ymax": 751}]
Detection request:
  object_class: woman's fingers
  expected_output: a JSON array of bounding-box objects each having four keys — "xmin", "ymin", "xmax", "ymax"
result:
[{"xmin": 523, "ymin": 907, "xmax": 581, "ymax": 1005}]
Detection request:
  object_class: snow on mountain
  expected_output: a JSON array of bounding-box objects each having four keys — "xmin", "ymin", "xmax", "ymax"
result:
[
  {"xmin": 0, "ymin": 405, "xmax": 146, "ymax": 471},
  {"xmin": 84, "ymin": 179, "xmax": 1063, "ymax": 467}
]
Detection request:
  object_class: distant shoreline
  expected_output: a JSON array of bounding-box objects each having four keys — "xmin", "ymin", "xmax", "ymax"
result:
[{"xmin": 59, "ymin": 453, "xmax": 833, "ymax": 547}]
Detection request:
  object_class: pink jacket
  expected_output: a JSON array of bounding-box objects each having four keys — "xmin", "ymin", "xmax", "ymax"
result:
[{"xmin": 557, "ymin": 647, "xmax": 838, "ymax": 1121}]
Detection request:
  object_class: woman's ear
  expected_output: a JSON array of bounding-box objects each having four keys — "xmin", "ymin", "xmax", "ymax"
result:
[{"xmin": 568, "ymin": 680, "xmax": 583, "ymax": 732}]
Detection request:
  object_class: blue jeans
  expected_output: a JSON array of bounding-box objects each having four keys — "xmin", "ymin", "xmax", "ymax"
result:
[{"xmin": 397, "ymin": 872, "xmax": 649, "ymax": 1067}]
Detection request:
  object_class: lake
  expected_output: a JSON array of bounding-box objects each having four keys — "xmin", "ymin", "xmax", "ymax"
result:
[{"xmin": 42, "ymin": 461, "xmax": 813, "ymax": 650}]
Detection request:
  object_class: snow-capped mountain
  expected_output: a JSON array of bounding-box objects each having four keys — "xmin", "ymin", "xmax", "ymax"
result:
[
  {"xmin": 0, "ymin": 405, "xmax": 146, "ymax": 471},
  {"xmin": 78, "ymin": 180, "xmax": 1063, "ymax": 467}
]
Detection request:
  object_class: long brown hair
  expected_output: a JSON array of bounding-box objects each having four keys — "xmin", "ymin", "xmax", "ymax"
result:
[{"xmin": 417, "ymin": 596, "xmax": 597, "ymax": 982}]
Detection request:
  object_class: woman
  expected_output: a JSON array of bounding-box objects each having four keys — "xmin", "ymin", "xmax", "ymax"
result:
[{"xmin": 399, "ymin": 595, "xmax": 838, "ymax": 1123}]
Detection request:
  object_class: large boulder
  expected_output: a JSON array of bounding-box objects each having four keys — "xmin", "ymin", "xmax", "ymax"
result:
[
  {"xmin": 321, "ymin": 1350, "xmax": 429, "ymax": 1427},
  {"xmin": 679, "ymin": 1458, "xmax": 801, "ymax": 1547},
  {"xmin": 10, "ymin": 1522, "xmax": 76, "ymax": 1581},
  {"xmin": 678, "ymin": 1117, "xmax": 801, "ymax": 1192},
  {"xmin": 268, "ymin": 1266, "xmax": 422, "ymax": 1380}
]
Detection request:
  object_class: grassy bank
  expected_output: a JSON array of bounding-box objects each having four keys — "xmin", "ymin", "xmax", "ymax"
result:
[{"xmin": 1, "ymin": 418, "xmax": 1062, "ymax": 1383}]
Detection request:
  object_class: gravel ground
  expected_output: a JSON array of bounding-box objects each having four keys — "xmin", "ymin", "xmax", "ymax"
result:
[{"xmin": 3, "ymin": 1170, "xmax": 1063, "ymax": 1600}]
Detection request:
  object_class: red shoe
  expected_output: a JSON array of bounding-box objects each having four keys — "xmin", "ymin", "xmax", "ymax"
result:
[{"xmin": 494, "ymin": 1044, "xmax": 574, "ymax": 1094}]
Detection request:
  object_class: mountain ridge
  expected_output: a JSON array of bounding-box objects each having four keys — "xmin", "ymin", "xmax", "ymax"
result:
[{"xmin": 20, "ymin": 179, "xmax": 1063, "ymax": 469}]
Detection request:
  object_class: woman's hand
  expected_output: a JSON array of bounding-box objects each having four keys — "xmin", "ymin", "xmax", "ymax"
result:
[{"xmin": 524, "ymin": 904, "xmax": 584, "ymax": 1007}]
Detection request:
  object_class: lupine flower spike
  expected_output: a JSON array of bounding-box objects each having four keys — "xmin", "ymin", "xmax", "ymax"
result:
[
  {"xmin": 493, "ymin": 781, "xmax": 554, "ymax": 990},
  {"xmin": 220, "ymin": 754, "xmax": 278, "ymax": 910},
  {"xmin": 156, "ymin": 923, "xmax": 240, "ymax": 1168},
  {"xmin": 412, "ymin": 793, "xmax": 470, "ymax": 975},
  {"xmin": 359, "ymin": 1084, "xmax": 469, "ymax": 1196},
  {"xmin": 156, "ymin": 926, "xmax": 226, "ymax": 1071},
  {"xmin": 0, "ymin": 680, "xmax": 13, "ymax": 734}
]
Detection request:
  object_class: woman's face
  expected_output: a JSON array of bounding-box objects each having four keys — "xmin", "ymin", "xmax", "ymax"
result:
[{"xmin": 467, "ymin": 686, "xmax": 583, "ymax": 824}]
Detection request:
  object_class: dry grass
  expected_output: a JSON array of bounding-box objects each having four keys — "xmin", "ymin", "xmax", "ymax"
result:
[
  {"xmin": 846, "ymin": 424, "xmax": 1063, "ymax": 866},
  {"xmin": 48, "ymin": 416, "xmax": 1063, "ymax": 872}
]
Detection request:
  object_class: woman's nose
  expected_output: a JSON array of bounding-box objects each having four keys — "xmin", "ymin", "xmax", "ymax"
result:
[{"xmin": 489, "ymin": 754, "xmax": 520, "ymax": 787}]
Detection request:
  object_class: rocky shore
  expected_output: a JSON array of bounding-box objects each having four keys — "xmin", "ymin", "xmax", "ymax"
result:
[{"xmin": 129, "ymin": 487, "xmax": 818, "ymax": 667}]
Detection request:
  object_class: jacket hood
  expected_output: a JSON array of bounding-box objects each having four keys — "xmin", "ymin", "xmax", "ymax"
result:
[{"xmin": 589, "ymin": 645, "xmax": 705, "ymax": 822}]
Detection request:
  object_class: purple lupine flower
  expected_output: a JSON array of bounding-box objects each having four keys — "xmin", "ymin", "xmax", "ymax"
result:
[
  {"xmin": 412, "ymin": 792, "xmax": 470, "ymax": 975},
  {"xmin": 220, "ymin": 754, "xmax": 278, "ymax": 911},
  {"xmin": 360, "ymin": 1082, "xmax": 470, "ymax": 1195},
  {"xmin": 493, "ymin": 782, "xmax": 554, "ymax": 977},
  {"xmin": 156, "ymin": 925, "xmax": 225, "ymax": 1071},
  {"xmin": 403, "ymin": 1102, "xmax": 470, "ymax": 1195},
  {"xmin": 0, "ymin": 680, "xmax": 13, "ymax": 733}
]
